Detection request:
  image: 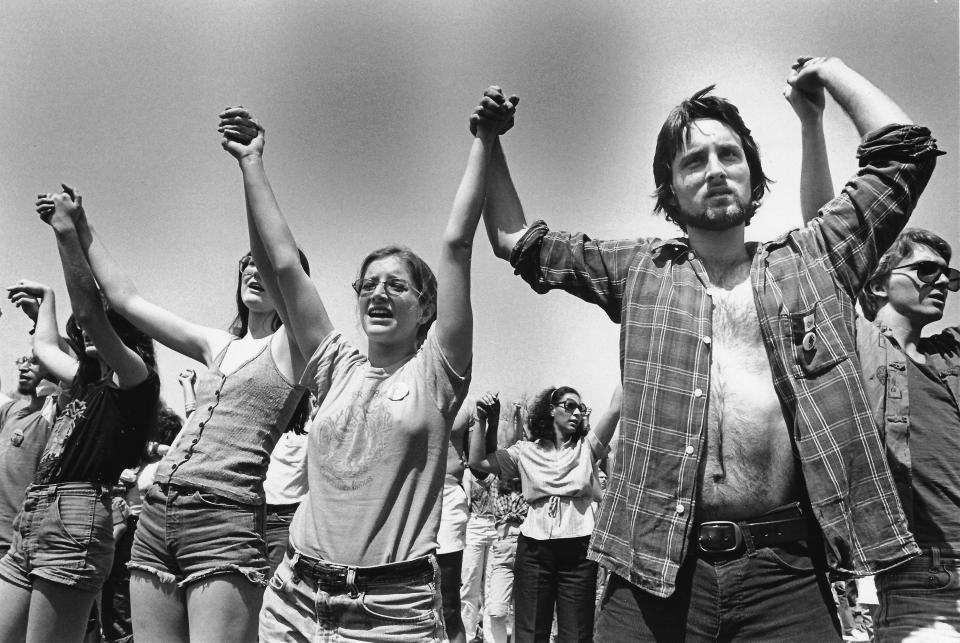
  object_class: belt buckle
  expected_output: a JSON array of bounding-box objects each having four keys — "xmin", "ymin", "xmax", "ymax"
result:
[{"xmin": 698, "ymin": 521, "xmax": 744, "ymax": 554}]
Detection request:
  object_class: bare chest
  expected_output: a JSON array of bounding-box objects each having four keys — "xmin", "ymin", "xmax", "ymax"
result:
[{"xmin": 697, "ymin": 279, "xmax": 798, "ymax": 519}]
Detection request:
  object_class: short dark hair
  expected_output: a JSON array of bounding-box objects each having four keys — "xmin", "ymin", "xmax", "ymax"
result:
[
  {"xmin": 358, "ymin": 245, "xmax": 438, "ymax": 345},
  {"xmin": 527, "ymin": 386, "xmax": 586, "ymax": 446},
  {"xmin": 859, "ymin": 228, "xmax": 953, "ymax": 321},
  {"xmin": 653, "ymin": 85, "xmax": 772, "ymax": 232}
]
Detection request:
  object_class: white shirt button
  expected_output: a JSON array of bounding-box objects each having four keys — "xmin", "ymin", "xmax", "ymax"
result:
[
  {"xmin": 702, "ymin": 336, "xmax": 712, "ymax": 345},
  {"xmin": 685, "ymin": 445, "xmax": 694, "ymax": 455},
  {"xmin": 693, "ymin": 388, "xmax": 704, "ymax": 398},
  {"xmin": 676, "ymin": 503, "xmax": 685, "ymax": 514}
]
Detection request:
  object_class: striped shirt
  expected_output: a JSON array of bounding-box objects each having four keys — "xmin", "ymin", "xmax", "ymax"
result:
[{"xmin": 510, "ymin": 124, "xmax": 942, "ymax": 597}]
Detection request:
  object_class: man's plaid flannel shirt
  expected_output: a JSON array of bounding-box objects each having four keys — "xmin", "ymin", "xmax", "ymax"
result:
[{"xmin": 510, "ymin": 124, "xmax": 942, "ymax": 598}]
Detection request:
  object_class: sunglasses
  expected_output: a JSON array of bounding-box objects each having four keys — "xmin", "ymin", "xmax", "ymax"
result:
[
  {"xmin": 352, "ymin": 277, "xmax": 420, "ymax": 298},
  {"xmin": 239, "ymin": 255, "xmax": 256, "ymax": 271},
  {"xmin": 892, "ymin": 260, "xmax": 960, "ymax": 292},
  {"xmin": 553, "ymin": 400, "xmax": 587, "ymax": 414}
]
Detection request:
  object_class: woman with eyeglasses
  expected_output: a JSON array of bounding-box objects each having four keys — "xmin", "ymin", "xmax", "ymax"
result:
[
  {"xmin": 468, "ymin": 386, "xmax": 621, "ymax": 643},
  {"xmin": 63, "ymin": 200, "xmax": 311, "ymax": 641},
  {"xmin": 217, "ymin": 87, "xmax": 516, "ymax": 642}
]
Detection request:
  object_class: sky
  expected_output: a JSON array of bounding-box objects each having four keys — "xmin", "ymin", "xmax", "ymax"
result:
[{"xmin": 1, "ymin": 0, "xmax": 957, "ymax": 414}]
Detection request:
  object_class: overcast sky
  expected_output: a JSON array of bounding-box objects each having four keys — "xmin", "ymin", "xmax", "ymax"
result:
[{"xmin": 1, "ymin": 0, "xmax": 956, "ymax": 412}]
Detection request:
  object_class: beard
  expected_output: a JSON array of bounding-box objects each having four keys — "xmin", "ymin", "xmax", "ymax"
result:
[
  {"xmin": 678, "ymin": 197, "xmax": 752, "ymax": 232},
  {"xmin": 17, "ymin": 380, "xmax": 37, "ymax": 396}
]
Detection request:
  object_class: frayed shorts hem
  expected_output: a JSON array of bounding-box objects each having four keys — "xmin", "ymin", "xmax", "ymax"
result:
[{"xmin": 128, "ymin": 561, "xmax": 267, "ymax": 588}]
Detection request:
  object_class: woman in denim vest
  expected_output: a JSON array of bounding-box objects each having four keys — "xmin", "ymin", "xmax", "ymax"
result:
[
  {"xmin": 70, "ymin": 198, "xmax": 311, "ymax": 640},
  {"xmin": 216, "ymin": 87, "xmax": 516, "ymax": 641}
]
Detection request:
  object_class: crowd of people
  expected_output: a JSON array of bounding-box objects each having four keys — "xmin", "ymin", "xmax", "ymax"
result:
[{"xmin": 0, "ymin": 53, "xmax": 954, "ymax": 643}]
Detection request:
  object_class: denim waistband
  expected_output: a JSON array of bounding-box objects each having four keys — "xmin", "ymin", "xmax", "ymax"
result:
[
  {"xmin": 25, "ymin": 482, "xmax": 109, "ymax": 497},
  {"xmin": 287, "ymin": 545, "xmax": 434, "ymax": 595}
]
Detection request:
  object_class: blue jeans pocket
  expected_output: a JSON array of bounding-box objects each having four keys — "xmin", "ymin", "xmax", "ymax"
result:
[
  {"xmin": 754, "ymin": 541, "xmax": 816, "ymax": 574},
  {"xmin": 38, "ymin": 495, "xmax": 96, "ymax": 568},
  {"xmin": 359, "ymin": 583, "xmax": 438, "ymax": 624}
]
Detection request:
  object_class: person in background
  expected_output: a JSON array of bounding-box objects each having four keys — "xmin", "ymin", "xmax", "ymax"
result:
[
  {"xmin": 469, "ymin": 387, "xmax": 619, "ymax": 642},
  {"xmin": 0, "ymin": 353, "xmax": 56, "ymax": 558}
]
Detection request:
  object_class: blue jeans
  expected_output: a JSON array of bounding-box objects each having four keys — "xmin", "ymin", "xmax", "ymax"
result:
[
  {"xmin": 514, "ymin": 534, "xmax": 597, "ymax": 643},
  {"xmin": 595, "ymin": 539, "xmax": 841, "ymax": 641},
  {"xmin": 128, "ymin": 483, "xmax": 269, "ymax": 587},
  {"xmin": 260, "ymin": 549, "xmax": 448, "ymax": 642},
  {"xmin": 265, "ymin": 503, "xmax": 299, "ymax": 576},
  {"xmin": 875, "ymin": 548, "xmax": 960, "ymax": 642},
  {"xmin": 0, "ymin": 483, "xmax": 114, "ymax": 593}
]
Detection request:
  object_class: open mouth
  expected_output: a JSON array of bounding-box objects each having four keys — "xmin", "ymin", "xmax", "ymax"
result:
[
  {"xmin": 247, "ymin": 280, "xmax": 264, "ymax": 293},
  {"xmin": 367, "ymin": 306, "xmax": 393, "ymax": 320},
  {"xmin": 706, "ymin": 187, "xmax": 733, "ymax": 198}
]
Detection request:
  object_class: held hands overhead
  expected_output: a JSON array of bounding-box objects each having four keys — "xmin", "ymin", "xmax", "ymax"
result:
[
  {"xmin": 35, "ymin": 184, "xmax": 85, "ymax": 230},
  {"xmin": 476, "ymin": 391, "xmax": 501, "ymax": 422},
  {"xmin": 6, "ymin": 279, "xmax": 51, "ymax": 321},
  {"xmin": 470, "ymin": 86, "xmax": 519, "ymax": 137},
  {"xmin": 784, "ymin": 57, "xmax": 827, "ymax": 123},
  {"xmin": 219, "ymin": 106, "xmax": 264, "ymax": 160}
]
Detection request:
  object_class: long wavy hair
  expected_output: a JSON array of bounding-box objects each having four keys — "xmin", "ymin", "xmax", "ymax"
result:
[
  {"xmin": 65, "ymin": 309, "xmax": 156, "ymax": 397},
  {"xmin": 527, "ymin": 386, "xmax": 587, "ymax": 446},
  {"xmin": 227, "ymin": 250, "xmax": 312, "ymax": 435}
]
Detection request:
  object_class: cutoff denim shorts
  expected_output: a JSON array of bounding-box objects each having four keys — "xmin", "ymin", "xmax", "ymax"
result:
[
  {"xmin": 0, "ymin": 482, "xmax": 114, "ymax": 593},
  {"xmin": 127, "ymin": 483, "xmax": 269, "ymax": 588},
  {"xmin": 260, "ymin": 548, "xmax": 448, "ymax": 642}
]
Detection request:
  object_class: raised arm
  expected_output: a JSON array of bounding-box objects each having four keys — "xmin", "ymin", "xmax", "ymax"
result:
[
  {"xmin": 36, "ymin": 188, "xmax": 150, "ymax": 387},
  {"xmin": 437, "ymin": 88, "xmax": 517, "ymax": 373},
  {"xmin": 72, "ymin": 205, "xmax": 231, "ymax": 366},
  {"xmin": 590, "ymin": 384, "xmax": 622, "ymax": 449},
  {"xmin": 219, "ymin": 108, "xmax": 333, "ymax": 362},
  {"xmin": 784, "ymin": 60, "xmax": 834, "ymax": 225},
  {"xmin": 787, "ymin": 57, "xmax": 912, "ymax": 136},
  {"xmin": 467, "ymin": 392, "xmax": 502, "ymax": 475},
  {"xmin": 6, "ymin": 280, "xmax": 78, "ymax": 385},
  {"xmin": 476, "ymin": 89, "xmax": 528, "ymax": 261}
]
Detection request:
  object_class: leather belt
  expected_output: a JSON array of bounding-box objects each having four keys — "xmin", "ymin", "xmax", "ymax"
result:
[
  {"xmin": 697, "ymin": 504, "xmax": 809, "ymax": 556},
  {"xmin": 290, "ymin": 547, "xmax": 433, "ymax": 593}
]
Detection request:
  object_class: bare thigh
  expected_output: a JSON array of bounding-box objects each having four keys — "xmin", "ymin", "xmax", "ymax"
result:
[
  {"xmin": 0, "ymin": 577, "xmax": 31, "ymax": 642},
  {"xmin": 185, "ymin": 574, "xmax": 264, "ymax": 643},
  {"xmin": 26, "ymin": 579, "xmax": 97, "ymax": 643},
  {"xmin": 130, "ymin": 569, "xmax": 189, "ymax": 643}
]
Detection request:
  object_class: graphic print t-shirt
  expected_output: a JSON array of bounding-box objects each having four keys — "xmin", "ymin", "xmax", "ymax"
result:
[
  {"xmin": 290, "ymin": 328, "xmax": 470, "ymax": 566},
  {"xmin": 34, "ymin": 372, "xmax": 159, "ymax": 486}
]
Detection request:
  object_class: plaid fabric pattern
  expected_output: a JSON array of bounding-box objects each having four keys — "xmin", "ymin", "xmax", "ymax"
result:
[
  {"xmin": 492, "ymin": 479, "xmax": 528, "ymax": 527},
  {"xmin": 510, "ymin": 125, "xmax": 942, "ymax": 598}
]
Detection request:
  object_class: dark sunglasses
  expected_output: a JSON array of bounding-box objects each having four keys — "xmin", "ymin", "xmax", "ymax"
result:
[
  {"xmin": 554, "ymin": 400, "xmax": 587, "ymax": 414},
  {"xmin": 239, "ymin": 255, "xmax": 256, "ymax": 271},
  {"xmin": 893, "ymin": 260, "xmax": 960, "ymax": 292}
]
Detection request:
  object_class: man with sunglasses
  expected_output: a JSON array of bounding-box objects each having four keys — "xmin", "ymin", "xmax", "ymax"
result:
[
  {"xmin": 477, "ymin": 57, "xmax": 943, "ymax": 640},
  {"xmin": 856, "ymin": 229, "xmax": 960, "ymax": 638}
]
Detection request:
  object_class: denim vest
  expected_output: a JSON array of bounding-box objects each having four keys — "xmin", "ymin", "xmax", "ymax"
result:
[
  {"xmin": 857, "ymin": 319, "xmax": 960, "ymax": 528},
  {"xmin": 156, "ymin": 339, "xmax": 307, "ymax": 504}
]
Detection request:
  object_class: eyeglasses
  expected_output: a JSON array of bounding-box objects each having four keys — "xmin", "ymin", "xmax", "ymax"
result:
[
  {"xmin": 892, "ymin": 260, "xmax": 960, "ymax": 292},
  {"xmin": 553, "ymin": 400, "xmax": 587, "ymax": 414},
  {"xmin": 352, "ymin": 277, "xmax": 420, "ymax": 298},
  {"xmin": 239, "ymin": 255, "xmax": 256, "ymax": 271}
]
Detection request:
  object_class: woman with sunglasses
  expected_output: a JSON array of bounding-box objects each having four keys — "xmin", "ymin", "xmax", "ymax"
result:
[
  {"xmin": 217, "ymin": 87, "xmax": 516, "ymax": 642},
  {"xmin": 468, "ymin": 386, "xmax": 620, "ymax": 643},
  {"xmin": 64, "ymin": 202, "xmax": 310, "ymax": 641}
]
